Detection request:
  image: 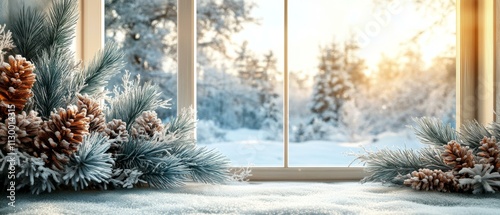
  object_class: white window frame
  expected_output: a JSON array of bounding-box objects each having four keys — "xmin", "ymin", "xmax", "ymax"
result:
[{"xmin": 80, "ymin": 0, "xmax": 496, "ymax": 181}]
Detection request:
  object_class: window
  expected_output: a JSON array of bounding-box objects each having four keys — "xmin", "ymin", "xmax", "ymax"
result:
[
  {"xmin": 288, "ymin": 0, "xmax": 456, "ymax": 166},
  {"xmin": 81, "ymin": 0, "xmax": 495, "ymax": 180},
  {"xmin": 104, "ymin": 0, "xmax": 177, "ymax": 118},
  {"xmin": 196, "ymin": 1, "xmax": 284, "ymax": 167},
  {"xmin": 195, "ymin": 0, "xmax": 456, "ymax": 168}
]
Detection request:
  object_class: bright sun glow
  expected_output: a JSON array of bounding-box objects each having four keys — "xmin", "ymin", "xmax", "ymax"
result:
[{"xmin": 230, "ymin": 0, "xmax": 456, "ymax": 76}]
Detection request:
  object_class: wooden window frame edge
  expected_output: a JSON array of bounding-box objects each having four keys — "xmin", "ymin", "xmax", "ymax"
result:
[
  {"xmin": 241, "ymin": 167, "xmax": 366, "ymax": 181},
  {"xmin": 459, "ymin": 0, "xmax": 496, "ymax": 126},
  {"xmin": 76, "ymin": 0, "xmax": 104, "ymax": 62},
  {"xmin": 85, "ymin": 0, "xmax": 488, "ymax": 181}
]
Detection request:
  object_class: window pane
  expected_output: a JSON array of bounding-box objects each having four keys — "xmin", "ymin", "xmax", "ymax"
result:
[
  {"xmin": 196, "ymin": 1, "xmax": 284, "ymax": 166},
  {"xmin": 289, "ymin": 0, "xmax": 456, "ymax": 166},
  {"xmin": 105, "ymin": 1, "xmax": 177, "ymax": 118}
]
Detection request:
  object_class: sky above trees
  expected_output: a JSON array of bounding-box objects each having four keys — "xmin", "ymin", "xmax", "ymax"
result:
[{"xmin": 231, "ymin": 0, "xmax": 456, "ymax": 75}]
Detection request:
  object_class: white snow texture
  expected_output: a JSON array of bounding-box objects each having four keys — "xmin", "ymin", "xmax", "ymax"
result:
[{"xmin": 2, "ymin": 182, "xmax": 499, "ymax": 215}]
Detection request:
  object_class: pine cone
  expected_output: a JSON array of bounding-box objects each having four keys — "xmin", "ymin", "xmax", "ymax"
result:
[
  {"xmin": 0, "ymin": 111, "xmax": 42, "ymax": 154},
  {"xmin": 477, "ymin": 136, "xmax": 500, "ymax": 172},
  {"xmin": 0, "ymin": 55, "xmax": 36, "ymax": 118},
  {"xmin": 403, "ymin": 169, "xmax": 460, "ymax": 192},
  {"xmin": 442, "ymin": 140, "xmax": 475, "ymax": 171},
  {"xmin": 131, "ymin": 111, "xmax": 164, "ymax": 139},
  {"xmin": 77, "ymin": 94, "xmax": 106, "ymax": 132},
  {"xmin": 33, "ymin": 105, "xmax": 89, "ymax": 170},
  {"xmin": 104, "ymin": 119, "xmax": 129, "ymax": 155}
]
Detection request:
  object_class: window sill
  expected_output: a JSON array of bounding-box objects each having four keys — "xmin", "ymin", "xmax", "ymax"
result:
[{"xmin": 243, "ymin": 167, "xmax": 366, "ymax": 181}]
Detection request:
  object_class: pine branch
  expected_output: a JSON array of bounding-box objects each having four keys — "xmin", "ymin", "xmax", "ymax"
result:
[
  {"xmin": 78, "ymin": 42, "xmax": 125, "ymax": 95},
  {"xmin": 164, "ymin": 107, "xmax": 196, "ymax": 141},
  {"xmin": 31, "ymin": 48, "xmax": 78, "ymax": 118},
  {"xmin": 171, "ymin": 144, "xmax": 230, "ymax": 184},
  {"xmin": 9, "ymin": 5, "xmax": 44, "ymax": 61},
  {"xmin": 355, "ymin": 146, "xmax": 451, "ymax": 184},
  {"xmin": 16, "ymin": 152, "xmax": 61, "ymax": 194},
  {"xmin": 63, "ymin": 133, "xmax": 114, "ymax": 190},
  {"xmin": 139, "ymin": 156, "xmax": 188, "ymax": 189},
  {"xmin": 116, "ymin": 138, "xmax": 188, "ymax": 189},
  {"xmin": 459, "ymin": 120, "xmax": 491, "ymax": 151},
  {"xmin": 106, "ymin": 168, "xmax": 144, "ymax": 189},
  {"xmin": 106, "ymin": 72, "xmax": 171, "ymax": 131},
  {"xmin": 43, "ymin": 0, "xmax": 78, "ymax": 51},
  {"xmin": 411, "ymin": 117, "xmax": 457, "ymax": 146},
  {"xmin": 0, "ymin": 24, "xmax": 15, "ymax": 62},
  {"xmin": 487, "ymin": 121, "xmax": 500, "ymax": 141}
]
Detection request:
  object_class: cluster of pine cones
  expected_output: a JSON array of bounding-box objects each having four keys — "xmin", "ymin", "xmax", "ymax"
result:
[
  {"xmin": 0, "ymin": 55, "xmax": 163, "ymax": 171},
  {"xmin": 404, "ymin": 137, "xmax": 500, "ymax": 193}
]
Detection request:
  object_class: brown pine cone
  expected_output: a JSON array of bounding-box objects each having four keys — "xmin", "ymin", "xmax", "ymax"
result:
[
  {"xmin": 104, "ymin": 119, "xmax": 129, "ymax": 155},
  {"xmin": 0, "ymin": 111, "xmax": 42, "ymax": 154},
  {"xmin": 77, "ymin": 94, "xmax": 106, "ymax": 132},
  {"xmin": 131, "ymin": 111, "xmax": 164, "ymax": 140},
  {"xmin": 0, "ymin": 55, "xmax": 36, "ymax": 118},
  {"xmin": 403, "ymin": 169, "xmax": 460, "ymax": 192},
  {"xmin": 442, "ymin": 140, "xmax": 475, "ymax": 171},
  {"xmin": 477, "ymin": 136, "xmax": 500, "ymax": 171},
  {"xmin": 33, "ymin": 105, "xmax": 89, "ymax": 170}
]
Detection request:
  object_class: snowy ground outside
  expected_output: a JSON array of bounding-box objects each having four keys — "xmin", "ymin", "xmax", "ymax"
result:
[
  {"xmin": 198, "ymin": 129, "xmax": 422, "ymax": 166},
  {"xmin": 3, "ymin": 182, "xmax": 499, "ymax": 215}
]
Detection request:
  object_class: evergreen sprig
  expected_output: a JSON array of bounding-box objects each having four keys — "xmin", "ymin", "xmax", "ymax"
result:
[
  {"xmin": 411, "ymin": 117, "xmax": 456, "ymax": 146},
  {"xmin": 43, "ymin": 0, "xmax": 78, "ymax": 51},
  {"xmin": 106, "ymin": 72, "xmax": 171, "ymax": 130},
  {"xmin": 63, "ymin": 133, "xmax": 114, "ymax": 190},
  {"xmin": 16, "ymin": 152, "xmax": 61, "ymax": 194},
  {"xmin": 356, "ymin": 146, "xmax": 450, "ymax": 184},
  {"xmin": 116, "ymin": 138, "xmax": 188, "ymax": 189},
  {"xmin": 171, "ymin": 144, "xmax": 230, "ymax": 184},
  {"xmin": 164, "ymin": 107, "xmax": 196, "ymax": 141},
  {"xmin": 106, "ymin": 168, "xmax": 144, "ymax": 189},
  {"xmin": 459, "ymin": 120, "xmax": 492, "ymax": 151},
  {"xmin": 9, "ymin": 5, "xmax": 45, "ymax": 61},
  {"xmin": 139, "ymin": 156, "xmax": 188, "ymax": 189},
  {"xmin": 78, "ymin": 42, "xmax": 125, "ymax": 95},
  {"xmin": 31, "ymin": 48, "xmax": 78, "ymax": 118},
  {"xmin": 10, "ymin": 0, "xmax": 78, "ymax": 62}
]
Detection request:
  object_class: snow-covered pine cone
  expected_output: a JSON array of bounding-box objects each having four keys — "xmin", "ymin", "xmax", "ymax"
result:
[
  {"xmin": 33, "ymin": 105, "xmax": 89, "ymax": 170},
  {"xmin": 442, "ymin": 140, "xmax": 475, "ymax": 171},
  {"xmin": 131, "ymin": 111, "xmax": 164, "ymax": 140},
  {"xmin": 0, "ymin": 55, "xmax": 36, "ymax": 118},
  {"xmin": 0, "ymin": 111, "xmax": 42, "ymax": 154},
  {"xmin": 104, "ymin": 119, "xmax": 129, "ymax": 155},
  {"xmin": 403, "ymin": 169, "xmax": 460, "ymax": 192},
  {"xmin": 477, "ymin": 136, "xmax": 500, "ymax": 172},
  {"xmin": 77, "ymin": 94, "xmax": 106, "ymax": 132}
]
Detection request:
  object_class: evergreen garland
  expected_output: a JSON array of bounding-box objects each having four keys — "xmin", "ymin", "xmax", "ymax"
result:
[
  {"xmin": 357, "ymin": 117, "xmax": 500, "ymax": 194},
  {"xmin": 0, "ymin": 0, "xmax": 231, "ymax": 194}
]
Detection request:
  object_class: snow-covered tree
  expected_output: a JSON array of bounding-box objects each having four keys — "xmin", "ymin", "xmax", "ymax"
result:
[
  {"xmin": 105, "ymin": 0, "xmax": 256, "ymax": 119},
  {"xmin": 231, "ymin": 42, "xmax": 282, "ymax": 130},
  {"xmin": 309, "ymin": 42, "xmax": 352, "ymax": 127}
]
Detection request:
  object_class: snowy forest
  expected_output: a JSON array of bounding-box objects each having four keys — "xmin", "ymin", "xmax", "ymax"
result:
[{"xmin": 105, "ymin": 0, "xmax": 456, "ymax": 165}]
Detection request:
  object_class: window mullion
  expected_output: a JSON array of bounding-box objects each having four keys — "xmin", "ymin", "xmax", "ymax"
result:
[
  {"xmin": 177, "ymin": 0, "xmax": 197, "ymax": 131},
  {"xmin": 76, "ymin": 0, "xmax": 104, "ymax": 62},
  {"xmin": 283, "ymin": 0, "xmax": 289, "ymax": 168}
]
